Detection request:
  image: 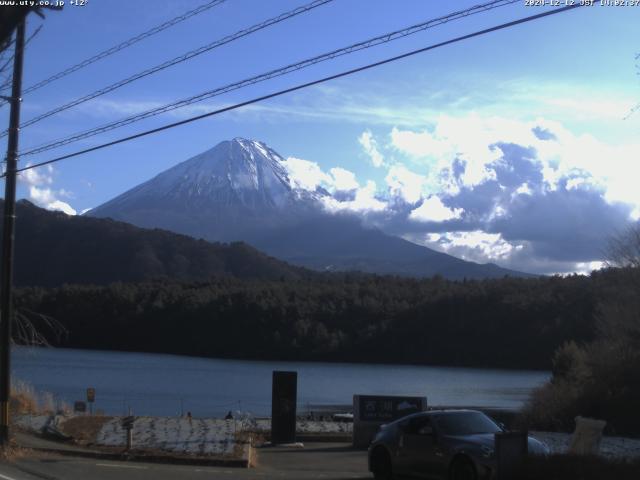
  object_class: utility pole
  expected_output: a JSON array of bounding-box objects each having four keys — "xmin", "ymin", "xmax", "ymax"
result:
[{"xmin": 0, "ymin": 17, "xmax": 25, "ymax": 447}]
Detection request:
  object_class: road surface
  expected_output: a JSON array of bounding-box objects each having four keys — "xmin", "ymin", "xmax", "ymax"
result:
[{"xmin": 0, "ymin": 442, "xmax": 370, "ymax": 480}]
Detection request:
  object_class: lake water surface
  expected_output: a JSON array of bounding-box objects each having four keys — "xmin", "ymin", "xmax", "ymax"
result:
[{"xmin": 12, "ymin": 346, "xmax": 550, "ymax": 417}]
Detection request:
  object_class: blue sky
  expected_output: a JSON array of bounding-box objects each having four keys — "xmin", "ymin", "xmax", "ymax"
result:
[{"xmin": 3, "ymin": 0, "xmax": 639, "ymax": 274}]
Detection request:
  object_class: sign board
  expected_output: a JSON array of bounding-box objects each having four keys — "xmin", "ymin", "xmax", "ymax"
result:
[
  {"xmin": 358, "ymin": 395, "xmax": 423, "ymax": 422},
  {"xmin": 73, "ymin": 401, "xmax": 86, "ymax": 413},
  {"xmin": 122, "ymin": 416, "xmax": 135, "ymax": 450},
  {"xmin": 86, "ymin": 387, "xmax": 95, "ymax": 403},
  {"xmin": 271, "ymin": 371, "xmax": 297, "ymax": 444},
  {"xmin": 121, "ymin": 416, "xmax": 135, "ymax": 430},
  {"xmin": 353, "ymin": 394, "xmax": 427, "ymax": 448}
]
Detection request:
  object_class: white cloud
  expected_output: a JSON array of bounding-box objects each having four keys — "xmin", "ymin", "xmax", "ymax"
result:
[
  {"xmin": 77, "ymin": 98, "xmax": 165, "ymax": 118},
  {"xmin": 281, "ymin": 155, "xmax": 388, "ymax": 214},
  {"xmin": 46, "ymin": 200, "xmax": 77, "ymax": 216},
  {"xmin": 19, "ymin": 165, "xmax": 77, "ymax": 215},
  {"xmin": 385, "ymin": 164, "xmax": 426, "ymax": 204},
  {"xmin": 390, "ymin": 127, "xmax": 450, "ymax": 159},
  {"xmin": 572, "ymin": 260, "xmax": 606, "ymax": 276},
  {"xmin": 543, "ymin": 97, "xmax": 633, "ymax": 121},
  {"xmin": 20, "ymin": 165, "xmax": 53, "ymax": 187},
  {"xmin": 282, "ymin": 158, "xmax": 362, "ymax": 195},
  {"xmin": 387, "ymin": 115, "xmax": 640, "ymax": 222},
  {"xmin": 323, "ymin": 180, "xmax": 387, "ymax": 213},
  {"xmin": 79, "ymin": 80, "xmax": 638, "ymax": 135},
  {"xmin": 358, "ymin": 130, "xmax": 385, "ymax": 167},
  {"xmin": 329, "ymin": 167, "xmax": 359, "ymax": 191},
  {"xmin": 391, "ymin": 116, "xmax": 540, "ymax": 191},
  {"xmin": 514, "ymin": 183, "xmax": 533, "ymax": 196},
  {"xmin": 282, "ymin": 116, "xmax": 639, "ymax": 274},
  {"xmin": 409, "ymin": 196, "xmax": 463, "ymax": 223},
  {"xmin": 421, "ymin": 230, "xmax": 523, "ymax": 262},
  {"xmin": 281, "ymin": 155, "xmax": 386, "ymax": 213},
  {"xmin": 281, "ymin": 157, "xmax": 332, "ymax": 191},
  {"xmin": 28, "ymin": 186, "xmax": 77, "ymax": 215}
]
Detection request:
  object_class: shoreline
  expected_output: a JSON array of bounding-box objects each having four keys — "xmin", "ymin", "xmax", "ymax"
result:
[{"xmin": 13, "ymin": 344, "xmax": 553, "ymax": 374}]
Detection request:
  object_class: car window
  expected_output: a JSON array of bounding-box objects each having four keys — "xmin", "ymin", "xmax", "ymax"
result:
[
  {"xmin": 405, "ymin": 416, "xmax": 431, "ymax": 434},
  {"xmin": 433, "ymin": 412, "xmax": 502, "ymax": 435}
]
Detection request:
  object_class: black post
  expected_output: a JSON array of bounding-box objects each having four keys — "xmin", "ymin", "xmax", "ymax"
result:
[
  {"xmin": 0, "ymin": 18, "xmax": 25, "ymax": 447},
  {"xmin": 271, "ymin": 371, "xmax": 297, "ymax": 444}
]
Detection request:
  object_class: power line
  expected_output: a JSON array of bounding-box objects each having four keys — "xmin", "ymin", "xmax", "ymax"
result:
[
  {"xmin": 0, "ymin": 24, "xmax": 42, "ymax": 92},
  {"xmin": 1, "ymin": 0, "xmax": 335, "ymax": 135},
  {"xmin": 9, "ymin": 3, "xmax": 584, "ymax": 177},
  {"xmin": 0, "ymin": 0, "xmax": 227, "ymax": 99},
  {"xmin": 19, "ymin": 0, "xmax": 520, "ymax": 155}
]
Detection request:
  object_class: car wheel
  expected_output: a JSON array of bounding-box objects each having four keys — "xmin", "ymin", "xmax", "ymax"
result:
[
  {"xmin": 450, "ymin": 456, "xmax": 477, "ymax": 480},
  {"xmin": 371, "ymin": 448, "xmax": 393, "ymax": 480}
]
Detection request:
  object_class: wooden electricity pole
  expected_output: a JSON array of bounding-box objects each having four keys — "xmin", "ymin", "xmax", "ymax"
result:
[{"xmin": 0, "ymin": 17, "xmax": 25, "ymax": 447}]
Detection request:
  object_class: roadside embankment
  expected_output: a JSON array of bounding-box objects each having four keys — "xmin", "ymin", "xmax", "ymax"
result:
[
  {"xmin": 12, "ymin": 414, "xmax": 253, "ymax": 467},
  {"xmin": 13, "ymin": 413, "xmax": 640, "ymax": 461}
]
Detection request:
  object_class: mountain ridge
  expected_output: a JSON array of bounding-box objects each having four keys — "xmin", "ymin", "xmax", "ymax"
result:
[{"xmin": 3, "ymin": 199, "xmax": 309, "ymax": 287}]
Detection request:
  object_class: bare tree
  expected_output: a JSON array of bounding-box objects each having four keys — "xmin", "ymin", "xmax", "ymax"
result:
[
  {"xmin": 625, "ymin": 53, "xmax": 640, "ymax": 120},
  {"xmin": 12, "ymin": 309, "xmax": 67, "ymax": 347},
  {"xmin": 605, "ymin": 224, "xmax": 640, "ymax": 269}
]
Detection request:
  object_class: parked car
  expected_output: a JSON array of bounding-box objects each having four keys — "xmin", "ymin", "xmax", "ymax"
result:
[{"xmin": 368, "ymin": 409, "xmax": 549, "ymax": 480}]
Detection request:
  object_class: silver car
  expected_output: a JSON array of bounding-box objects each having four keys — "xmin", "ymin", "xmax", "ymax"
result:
[{"xmin": 368, "ymin": 409, "xmax": 549, "ymax": 480}]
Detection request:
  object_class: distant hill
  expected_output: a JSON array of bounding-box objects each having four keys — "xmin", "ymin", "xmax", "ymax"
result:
[
  {"xmin": 2, "ymin": 199, "xmax": 308, "ymax": 287},
  {"xmin": 89, "ymin": 137, "xmax": 533, "ymax": 280}
]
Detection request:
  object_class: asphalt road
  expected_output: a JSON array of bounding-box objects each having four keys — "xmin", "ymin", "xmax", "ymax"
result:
[{"xmin": 0, "ymin": 442, "xmax": 371, "ymax": 480}]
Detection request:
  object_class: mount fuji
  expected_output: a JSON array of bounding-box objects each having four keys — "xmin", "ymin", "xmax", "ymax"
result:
[{"xmin": 88, "ymin": 138, "xmax": 531, "ymax": 279}]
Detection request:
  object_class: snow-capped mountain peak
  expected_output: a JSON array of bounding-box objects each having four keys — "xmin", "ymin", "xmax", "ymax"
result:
[{"xmin": 97, "ymin": 138, "xmax": 304, "ymax": 213}]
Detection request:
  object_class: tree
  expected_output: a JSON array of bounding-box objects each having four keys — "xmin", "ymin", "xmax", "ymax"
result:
[{"xmin": 605, "ymin": 224, "xmax": 640, "ymax": 269}]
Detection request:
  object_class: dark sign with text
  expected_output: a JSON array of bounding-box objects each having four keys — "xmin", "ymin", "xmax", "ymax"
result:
[
  {"xmin": 358, "ymin": 395, "xmax": 423, "ymax": 422},
  {"xmin": 271, "ymin": 371, "xmax": 297, "ymax": 444}
]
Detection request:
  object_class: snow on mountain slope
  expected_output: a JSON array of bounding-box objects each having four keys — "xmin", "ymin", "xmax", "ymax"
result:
[{"xmin": 96, "ymin": 138, "xmax": 299, "ymax": 212}]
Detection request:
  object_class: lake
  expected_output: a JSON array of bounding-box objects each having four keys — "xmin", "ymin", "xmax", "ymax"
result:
[{"xmin": 12, "ymin": 346, "xmax": 550, "ymax": 417}]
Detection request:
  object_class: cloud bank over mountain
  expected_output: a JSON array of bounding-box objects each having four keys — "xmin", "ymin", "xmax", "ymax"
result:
[
  {"xmin": 282, "ymin": 115, "xmax": 639, "ymax": 275},
  {"xmin": 22, "ymin": 110, "xmax": 636, "ymax": 276},
  {"xmin": 18, "ymin": 164, "xmax": 77, "ymax": 216}
]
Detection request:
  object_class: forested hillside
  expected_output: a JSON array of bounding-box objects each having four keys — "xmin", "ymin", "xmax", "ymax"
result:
[
  {"xmin": 4, "ymin": 200, "xmax": 308, "ymax": 286},
  {"xmin": 15, "ymin": 270, "xmax": 604, "ymax": 370}
]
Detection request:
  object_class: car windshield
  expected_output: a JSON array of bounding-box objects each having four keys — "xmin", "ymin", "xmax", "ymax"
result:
[{"xmin": 434, "ymin": 412, "xmax": 502, "ymax": 435}]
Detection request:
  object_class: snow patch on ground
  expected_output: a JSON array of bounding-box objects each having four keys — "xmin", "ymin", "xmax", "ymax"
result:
[
  {"xmin": 14, "ymin": 414, "xmax": 244, "ymax": 457},
  {"xmin": 96, "ymin": 417, "xmax": 239, "ymax": 456},
  {"xmin": 247, "ymin": 419, "xmax": 352, "ymax": 434},
  {"xmin": 531, "ymin": 431, "xmax": 640, "ymax": 459},
  {"xmin": 13, "ymin": 414, "xmax": 50, "ymax": 432}
]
